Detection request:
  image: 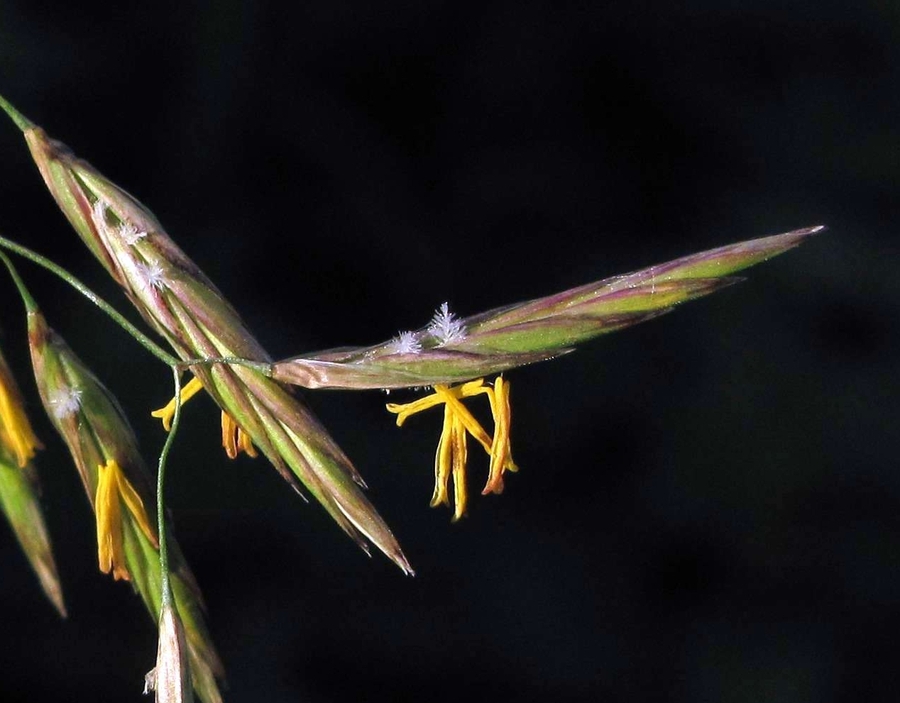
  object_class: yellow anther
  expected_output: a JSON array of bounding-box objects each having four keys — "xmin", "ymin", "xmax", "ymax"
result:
[
  {"xmin": 151, "ymin": 376, "xmax": 204, "ymax": 431},
  {"xmin": 386, "ymin": 393, "xmax": 445, "ymax": 426},
  {"xmin": 95, "ymin": 459, "xmax": 158, "ymax": 581},
  {"xmin": 386, "ymin": 376, "xmax": 517, "ymax": 520},
  {"xmin": 431, "ymin": 408, "xmax": 454, "ymax": 509},
  {"xmin": 433, "ymin": 385, "xmax": 493, "ymax": 455},
  {"xmin": 0, "ymin": 367, "xmax": 42, "ymax": 468},
  {"xmin": 450, "ymin": 414, "xmax": 468, "ymax": 522},
  {"xmin": 238, "ymin": 425, "xmax": 257, "ymax": 458},
  {"xmin": 483, "ymin": 375, "xmax": 517, "ymax": 495},
  {"xmin": 221, "ymin": 411, "xmax": 258, "ymax": 459}
]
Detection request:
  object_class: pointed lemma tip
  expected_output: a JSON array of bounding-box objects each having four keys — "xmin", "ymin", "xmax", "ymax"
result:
[
  {"xmin": 40, "ymin": 577, "xmax": 68, "ymax": 619},
  {"xmin": 787, "ymin": 224, "xmax": 826, "ymax": 245},
  {"xmin": 33, "ymin": 563, "xmax": 67, "ymax": 617},
  {"xmin": 767, "ymin": 224, "xmax": 826, "ymax": 251},
  {"xmin": 395, "ymin": 552, "xmax": 416, "ymax": 577},
  {"xmin": 0, "ymin": 93, "xmax": 35, "ymax": 132},
  {"xmin": 52, "ymin": 595, "xmax": 68, "ymax": 619},
  {"xmin": 787, "ymin": 224, "xmax": 826, "ymax": 239}
]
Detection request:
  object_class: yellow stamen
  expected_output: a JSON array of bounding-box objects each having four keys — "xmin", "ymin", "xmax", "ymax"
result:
[
  {"xmin": 238, "ymin": 425, "xmax": 257, "ymax": 457},
  {"xmin": 483, "ymin": 376, "xmax": 518, "ymax": 495},
  {"xmin": 221, "ymin": 412, "xmax": 258, "ymax": 459},
  {"xmin": 151, "ymin": 376, "xmax": 204, "ymax": 431},
  {"xmin": 386, "ymin": 393, "xmax": 446, "ymax": 426},
  {"xmin": 433, "ymin": 385, "xmax": 493, "ymax": 454},
  {"xmin": 450, "ymin": 414, "xmax": 468, "ymax": 522},
  {"xmin": 430, "ymin": 410, "xmax": 470, "ymax": 520},
  {"xmin": 431, "ymin": 408, "xmax": 454, "ymax": 508},
  {"xmin": 0, "ymin": 370, "xmax": 42, "ymax": 468},
  {"xmin": 153, "ymin": 377, "xmax": 258, "ymax": 459},
  {"xmin": 386, "ymin": 376, "xmax": 517, "ymax": 520},
  {"xmin": 95, "ymin": 459, "xmax": 158, "ymax": 581}
]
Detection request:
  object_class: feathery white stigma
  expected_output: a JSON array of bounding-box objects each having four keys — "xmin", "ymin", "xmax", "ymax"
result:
[
  {"xmin": 118, "ymin": 222, "xmax": 148, "ymax": 246},
  {"xmin": 386, "ymin": 330, "xmax": 422, "ymax": 355},
  {"xmin": 48, "ymin": 387, "xmax": 83, "ymax": 420},
  {"xmin": 143, "ymin": 668, "xmax": 158, "ymax": 695},
  {"xmin": 428, "ymin": 302, "xmax": 466, "ymax": 346},
  {"xmin": 137, "ymin": 261, "xmax": 166, "ymax": 290},
  {"xmin": 91, "ymin": 198, "xmax": 110, "ymax": 229}
]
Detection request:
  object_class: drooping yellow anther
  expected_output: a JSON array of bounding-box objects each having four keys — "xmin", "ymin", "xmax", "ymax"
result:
[
  {"xmin": 450, "ymin": 413, "xmax": 468, "ymax": 521},
  {"xmin": 431, "ymin": 407, "xmax": 453, "ymax": 509},
  {"xmin": 387, "ymin": 376, "xmax": 517, "ymax": 520},
  {"xmin": 433, "ymin": 384, "xmax": 493, "ymax": 455},
  {"xmin": 151, "ymin": 376, "xmax": 204, "ymax": 431},
  {"xmin": 483, "ymin": 375, "xmax": 518, "ymax": 495},
  {"xmin": 238, "ymin": 425, "xmax": 257, "ymax": 457},
  {"xmin": 431, "ymin": 412, "xmax": 468, "ymax": 522},
  {"xmin": 221, "ymin": 412, "xmax": 258, "ymax": 459},
  {"xmin": 95, "ymin": 459, "xmax": 158, "ymax": 581},
  {"xmin": 0, "ymin": 370, "xmax": 43, "ymax": 468},
  {"xmin": 430, "ymin": 409, "xmax": 471, "ymax": 521}
]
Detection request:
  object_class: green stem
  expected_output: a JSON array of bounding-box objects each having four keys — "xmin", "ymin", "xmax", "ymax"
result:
[
  {"xmin": 156, "ymin": 366, "xmax": 183, "ymax": 607},
  {"xmin": 0, "ymin": 92, "xmax": 33, "ymax": 132},
  {"xmin": 0, "ymin": 251, "xmax": 38, "ymax": 313}
]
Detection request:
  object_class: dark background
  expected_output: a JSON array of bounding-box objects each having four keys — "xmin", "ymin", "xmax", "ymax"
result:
[{"xmin": 1, "ymin": 2, "xmax": 898, "ymax": 701}]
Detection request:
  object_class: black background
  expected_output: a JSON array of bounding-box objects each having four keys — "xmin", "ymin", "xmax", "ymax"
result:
[{"xmin": 1, "ymin": 2, "xmax": 898, "ymax": 702}]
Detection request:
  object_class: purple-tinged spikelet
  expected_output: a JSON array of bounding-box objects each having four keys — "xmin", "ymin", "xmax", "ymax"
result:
[
  {"xmin": 0, "ymin": 346, "xmax": 65, "ymax": 616},
  {"xmin": 274, "ymin": 226, "xmax": 823, "ymax": 390},
  {"xmin": 27, "ymin": 309, "xmax": 224, "ymax": 703}
]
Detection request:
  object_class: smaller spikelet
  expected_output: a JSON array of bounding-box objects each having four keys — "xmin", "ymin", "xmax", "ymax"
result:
[
  {"xmin": 0, "ymin": 346, "xmax": 43, "ymax": 467},
  {"xmin": 27, "ymin": 309, "xmax": 224, "ymax": 703},
  {"xmin": 145, "ymin": 602, "xmax": 194, "ymax": 703},
  {"xmin": 0, "ymin": 346, "xmax": 65, "ymax": 616}
]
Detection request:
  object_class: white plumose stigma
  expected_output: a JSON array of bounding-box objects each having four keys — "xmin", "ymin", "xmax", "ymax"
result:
[
  {"xmin": 118, "ymin": 221, "xmax": 148, "ymax": 246},
  {"xmin": 91, "ymin": 199, "xmax": 148, "ymax": 246},
  {"xmin": 143, "ymin": 668, "xmax": 157, "ymax": 695},
  {"xmin": 386, "ymin": 330, "xmax": 422, "ymax": 354},
  {"xmin": 137, "ymin": 261, "xmax": 166, "ymax": 290},
  {"xmin": 48, "ymin": 387, "xmax": 83, "ymax": 420},
  {"xmin": 91, "ymin": 198, "xmax": 109, "ymax": 229},
  {"xmin": 428, "ymin": 302, "xmax": 466, "ymax": 345}
]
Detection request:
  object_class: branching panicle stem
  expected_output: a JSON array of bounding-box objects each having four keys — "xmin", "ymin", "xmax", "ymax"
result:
[
  {"xmin": 0, "ymin": 233, "xmax": 273, "ymax": 378},
  {"xmin": 0, "ymin": 233, "xmax": 179, "ymax": 365}
]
